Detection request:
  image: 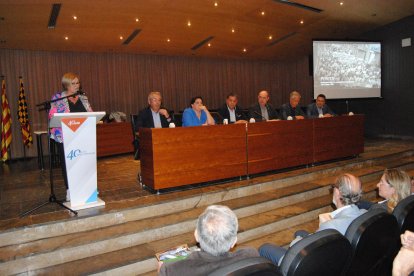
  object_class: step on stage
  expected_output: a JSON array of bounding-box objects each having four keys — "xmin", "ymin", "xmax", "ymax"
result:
[{"xmin": 0, "ymin": 138, "xmax": 413, "ymax": 275}]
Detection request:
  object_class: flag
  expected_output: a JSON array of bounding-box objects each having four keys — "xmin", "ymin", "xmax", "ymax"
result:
[
  {"xmin": 1, "ymin": 78, "xmax": 12, "ymax": 161},
  {"xmin": 17, "ymin": 78, "xmax": 33, "ymax": 146}
]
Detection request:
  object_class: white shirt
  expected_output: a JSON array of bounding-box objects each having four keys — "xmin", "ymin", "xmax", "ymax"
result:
[
  {"xmin": 227, "ymin": 106, "xmax": 236, "ymax": 122},
  {"xmin": 151, "ymin": 109, "xmax": 162, "ymax": 128}
]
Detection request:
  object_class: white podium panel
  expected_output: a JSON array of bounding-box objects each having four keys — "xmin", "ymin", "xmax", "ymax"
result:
[{"xmin": 52, "ymin": 112, "xmax": 106, "ymax": 210}]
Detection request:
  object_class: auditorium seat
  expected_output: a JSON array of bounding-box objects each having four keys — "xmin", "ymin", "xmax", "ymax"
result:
[
  {"xmin": 130, "ymin": 114, "xmax": 139, "ymax": 160},
  {"xmin": 392, "ymin": 194, "xmax": 414, "ymax": 232},
  {"xmin": 345, "ymin": 208, "xmax": 400, "ymax": 276},
  {"xmin": 208, "ymin": 256, "xmax": 280, "ymax": 276},
  {"xmin": 279, "ymin": 229, "xmax": 352, "ymax": 276}
]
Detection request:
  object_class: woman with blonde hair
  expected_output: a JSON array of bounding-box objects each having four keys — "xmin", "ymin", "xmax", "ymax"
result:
[
  {"xmin": 376, "ymin": 168, "xmax": 411, "ymax": 212},
  {"xmin": 49, "ymin": 72, "xmax": 93, "ymax": 201}
]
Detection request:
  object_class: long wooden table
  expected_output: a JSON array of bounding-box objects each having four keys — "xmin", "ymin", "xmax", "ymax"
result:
[
  {"xmin": 140, "ymin": 123, "xmax": 247, "ymax": 190},
  {"xmin": 140, "ymin": 115, "xmax": 364, "ymax": 191}
]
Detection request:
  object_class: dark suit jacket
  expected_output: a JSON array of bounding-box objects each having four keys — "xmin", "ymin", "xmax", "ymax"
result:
[
  {"xmin": 217, "ymin": 104, "xmax": 247, "ymax": 123},
  {"xmin": 280, "ymin": 103, "xmax": 306, "ymax": 120},
  {"xmin": 248, "ymin": 103, "xmax": 279, "ymax": 122},
  {"xmin": 136, "ymin": 106, "xmax": 172, "ymax": 129},
  {"xmin": 306, "ymin": 103, "xmax": 335, "ymax": 118}
]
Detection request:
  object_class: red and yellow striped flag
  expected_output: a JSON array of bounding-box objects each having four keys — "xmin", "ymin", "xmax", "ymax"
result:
[
  {"xmin": 17, "ymin": 78, "xmax": 33, "ymax": 146},
  {"xmin": 1, "ymin": 78, "xmax": 12, "ymax": 161}
]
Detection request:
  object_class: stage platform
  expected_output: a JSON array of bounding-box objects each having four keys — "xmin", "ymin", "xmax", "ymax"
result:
[{"xmin": 0, "ymin": 138, "xmax": 413, "ymax": 275}]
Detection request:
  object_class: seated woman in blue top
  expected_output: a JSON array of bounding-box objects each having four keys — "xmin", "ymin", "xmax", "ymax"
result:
[{"xmin": 182, "ymin": 96, "xmax": 215, "ymax": 127}]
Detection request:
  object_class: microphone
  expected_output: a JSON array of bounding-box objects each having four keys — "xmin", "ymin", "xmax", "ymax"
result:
[
  {"xmin": 253, "ymin": 110, "xmax": 267, "ymax": 121},
  {"xmin": 76, "ymin": 90, "xmax": 86, "ymax": 96}
]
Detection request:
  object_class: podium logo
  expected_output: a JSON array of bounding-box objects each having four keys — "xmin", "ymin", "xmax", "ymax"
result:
[
  {"xmin": 67, "ymin": 149, "xmax": 81, "ymax": 160},
  {"xmin": 62, "ymin": 117, "xmax": 87, "ymax": 132}
]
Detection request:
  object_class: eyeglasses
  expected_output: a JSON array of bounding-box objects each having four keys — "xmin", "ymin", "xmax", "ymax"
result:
[{"xmin": 71, "ymin": 81, "xmax": 80, "ymax": 85}]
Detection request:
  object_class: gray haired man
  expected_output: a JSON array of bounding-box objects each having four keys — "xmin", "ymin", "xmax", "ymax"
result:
[
  {"xmin": 159, "ymin": 205, "xmax": 258, "ymax": 275},
  {"xmin": 259, "ymin": 173, "xmax": 367, "ymax": 266}
]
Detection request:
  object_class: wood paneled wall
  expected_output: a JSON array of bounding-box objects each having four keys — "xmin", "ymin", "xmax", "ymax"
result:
[{"xmin": 0, "ymin": 49, "xmax": 312, "ymax": 158}]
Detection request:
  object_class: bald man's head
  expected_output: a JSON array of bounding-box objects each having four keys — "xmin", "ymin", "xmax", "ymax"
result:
[{"xmin": 334, "ymin": 173, "xmax": 362, "ymax": 206}]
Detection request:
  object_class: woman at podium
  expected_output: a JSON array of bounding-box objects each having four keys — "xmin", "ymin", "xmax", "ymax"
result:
[{"xmin": 49, "ymin": 72, "xmax": 93, "ymax": 201}]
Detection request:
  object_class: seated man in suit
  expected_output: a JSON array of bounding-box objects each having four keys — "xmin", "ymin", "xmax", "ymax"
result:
[
  {"xmin": 159, "ymin": 205, "xmax": 259, "ymax": 275},
  {"xmin": 306, "ymin": 94, "xmax": 335, "ymax": 118},
  {"xmin": 218, "ymin": 93, "xmax": 248, "ymax": 124},
  {"xmin": 259, "ymin": 173, "xmax": 367, "ymax": 266},
  {"xmin": 137, "ymin": 91, "xmax": 173, "ymax": 129},
  {"xmin": 248, "ymin": 90, "xmax": 279, "ymax": 122},
  {"xmin": 280, "ymin": 91, "xmax": 306, "ymax": 120}
]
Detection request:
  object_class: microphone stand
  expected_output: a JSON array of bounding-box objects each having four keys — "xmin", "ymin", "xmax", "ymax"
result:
[{"xmin": 20, "ymin": 93, "xmax": 80, "ymax": 217}]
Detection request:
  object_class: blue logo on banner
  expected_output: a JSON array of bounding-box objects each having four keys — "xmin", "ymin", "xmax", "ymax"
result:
[{"xmin": 67, "ymin": 149, "xmax": 81, "ymax": 160}]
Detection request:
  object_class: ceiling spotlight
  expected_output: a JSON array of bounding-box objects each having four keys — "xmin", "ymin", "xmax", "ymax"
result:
[
  {"xmin": 214, "ymin": 2, "xmax": 218, "ymax": 7},
  {"xmin": 340, "ymin": 2, "xmax": 344, "ymax": 5},
  {"xmin": 231, "ymin": 28, "xmax": 235, "ymax": 33},
  {"xmin": 208, "ymin": 43, "xmax": 211, "ymax": 47},
  {"xmin": 72, "ymin": 15, "xmax": 77, "ymax": 20},
  {"xmin": 120, "ymin": 36, "xmax": 123, "ymax": 40},
  {"xmin": 135, "ymin": 18, "xmax": 139, "ymax": 22},
  {"xmin": 187, "ymin": 21, "xmax": 191, "ymax": 27},
  {"xmin": 243, "ymin": 48, "xmax": 247, "ymax": 52},
  {"xmin": 300, "ymin": 20, "xmax": 304, "ymax": 24},
  {"xmin": 261, "ymin": 11, "xmax": 265, "ymax": 16},
  {"xmin": 167, "ymin": 38, "xmax": 171, "ymax": 42},
  {"xmin": 268, "ymin": 35, "xmax": 273, "ymax": 40},
  {"xmin": 64, "ymin": 36, "xmax": 69, "ymax": 40}
]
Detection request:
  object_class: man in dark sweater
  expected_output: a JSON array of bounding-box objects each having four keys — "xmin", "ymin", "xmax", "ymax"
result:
[{"xmin": 159, "ymin": 205, "xmax": 259, "ymax": 275}]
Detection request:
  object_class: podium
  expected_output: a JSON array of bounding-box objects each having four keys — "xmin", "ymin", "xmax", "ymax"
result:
[{"xmin": 50, "ymin": 112, "xmax": 106, "ymax": 210}]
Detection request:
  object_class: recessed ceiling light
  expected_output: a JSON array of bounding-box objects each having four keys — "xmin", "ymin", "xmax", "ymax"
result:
[
  {"xmin": 340, "ymin": 2, "xmax": 344, "ymax": 5},
  {"xmin": 300, "ymin": 20, "xmax": 304, "ymax": 24},
  {"xmin": 119, "ymin": 36, "xmax": 123, "ymax": 40},
  {"xmin": 167, "ymin": 38, "xmax": 171, "ymax": 42},
  {"xmin": 231, "ymin": 28, "xmax": 235, "ymax": 33},
  {"xmin": 187, "ymin": 21, "xmax": 191, "ymax": 27},
  {"xmin": 214, "ymin": 2, "xmax": 218, "ymax": 7},
  {"xmin": 64, "ymin": 36, "xmax": 69, "ymax": 40},
  {"xmin": 261, "ymin": 11, "xmax": 265, "ymax": 16},
  {"xmin": 268, "ymin": 35, "xmax": 273, "ymax": 40},
  {"xmin": 135, "ymin": 18, "xmax": 139, "ymax": 22},
  {"xmin": 72, "ymin": 15, "xmax": 77, "ymax": 20},
  {"xmin": 243, "ymin": 48, "xmax": 247, "ymax": 52},
  {"xmin": 208, "ymin": 43, "xmax": 211, "ymax": 47}
]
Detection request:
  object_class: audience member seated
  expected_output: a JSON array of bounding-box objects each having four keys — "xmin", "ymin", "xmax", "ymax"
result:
[
  {"xmin": 393, "ymin": 230, "xmax": 414, "ymax": 276},
  {"xmin": 306, "ymin": 93, "xmax": 335, "ymax": 118},
  {"xmin": 158, "ymin": 205, "xmax": 259, "ymax": 275},
  {"xmin": 218, "ymin": 93, "xmax": 248, "ymax": 124},
  {"xmin": 248, "ymin": 90, "xmax": 279, "ymax": 122},
  {"xmin": 182, "ymin": 96, "xmax": 215, "ymax": 127},
  {"xmin": 280, "ymin": 91, "xmax": 306, "ymax": 120},
  {"xmin": 362, "ymin": 169, "xmax": 412, "ymax": 212},
  {"xmin": 137, "ymin": 91, "xmax": 174, "ymax": 128},
  {"xmin": 259, "ymin": 173, "xmax": 366, "ymax": 266}
]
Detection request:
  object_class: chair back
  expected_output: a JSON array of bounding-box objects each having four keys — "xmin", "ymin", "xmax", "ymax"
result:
[
  {"xmin": 208, "ymin": 256, "xmax": 280, "ymax": 276},
  {"xmin": 279, "ymin": 229, "xmax": 352, "ymax": 276},
  {"xmin": 392, "ymin": 194, "xmax": 414, "ymax": 232},
  {"xmin": 174, "ymin": 113, "xmax": 183, "ymax": 127},
  {"xmin": 344, "ymin": 208, "xmax": 400, "ymax": 276},
  {"xmin": 130, "ymin": 114, "xmax": 139, "ymax": 159}
]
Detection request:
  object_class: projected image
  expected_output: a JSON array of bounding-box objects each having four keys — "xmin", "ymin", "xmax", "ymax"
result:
[{"xmin": 313, "ymin": 41, "xmax": 381, "ymax": 99}]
